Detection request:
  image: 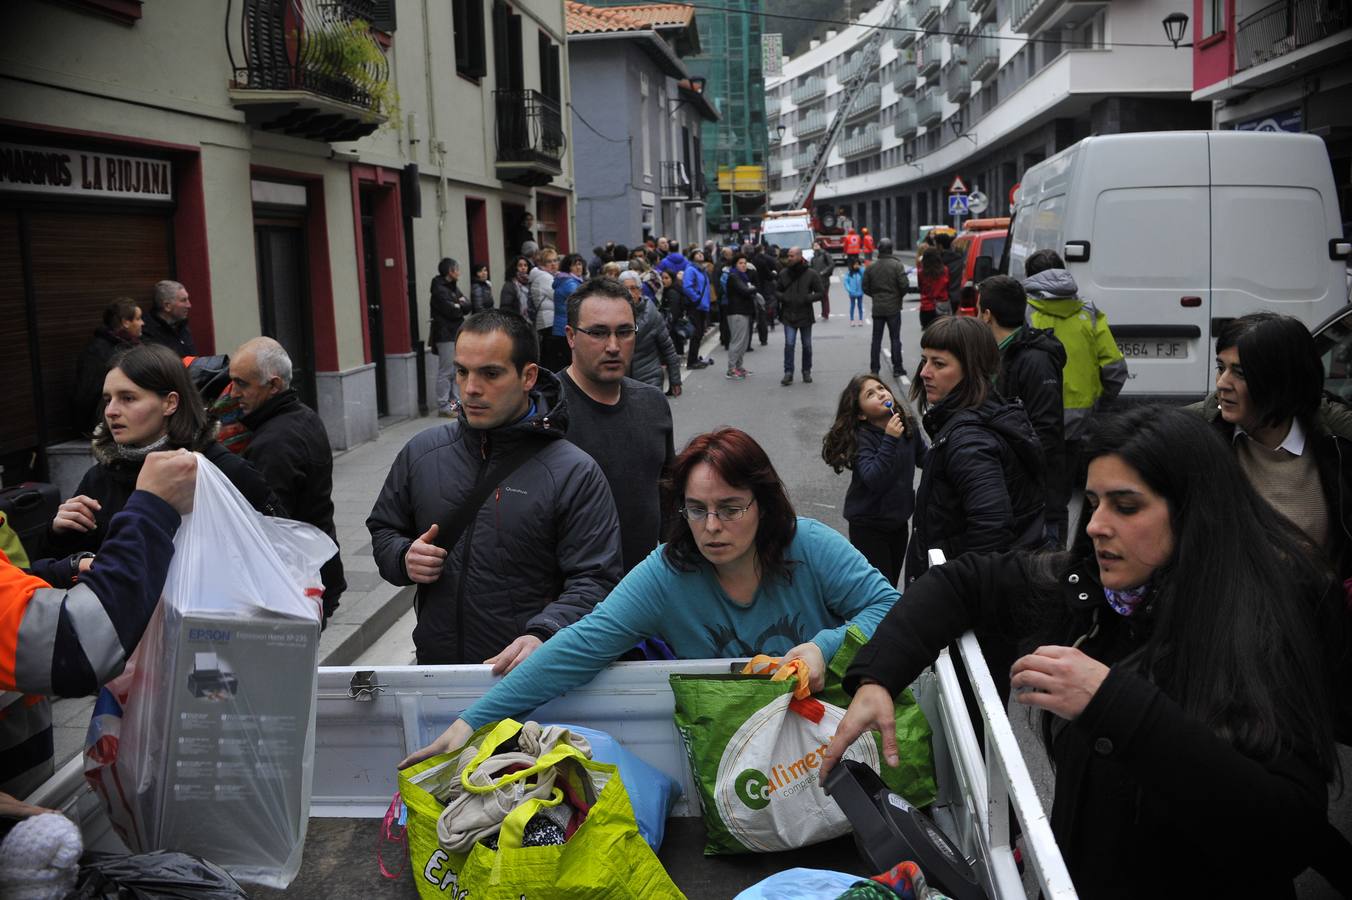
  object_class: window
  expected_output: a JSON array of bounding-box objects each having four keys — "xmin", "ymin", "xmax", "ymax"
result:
[
  {"xmin": 1203, "ymin": 0, "xmax": 1223, "ymax": 35},
  {"xmin": 640, "ymin": 73, "xmax": 652, "ymax": 179},
  {"xmin": 453, "ymin": 0, "xmax": 487, "ymax": 79},
  {"xmin": 492, "ymin": 1, "xmax": 523, "ymax": 90},
  {"xmin": 537, "ymin": 32, "xmax": 561, "ymax": 101}
]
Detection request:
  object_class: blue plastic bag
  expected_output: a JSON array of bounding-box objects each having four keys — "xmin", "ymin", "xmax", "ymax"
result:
[
  {"xmin": 549, "ymin": 724, "xmax": 681, "ymax": 851},
  {"xmin": 733, "ymin": 868, "xmax": 861, "ymax": 899}
]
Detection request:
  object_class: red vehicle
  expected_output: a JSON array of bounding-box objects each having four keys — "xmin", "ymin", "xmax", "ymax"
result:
[
  {"xmin": 953, "ymin": 217, "xmax": 1010, "ymax": 312},
  {"xmin": 811, "ymin": 203, "xmax": 848, "ymax": 262}
]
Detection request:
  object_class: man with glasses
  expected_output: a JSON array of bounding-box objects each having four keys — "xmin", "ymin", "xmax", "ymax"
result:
[
  {"xmin": 559, "ymin": 279, "xmax": 675, "ymax": 574},
  {"xmin": 367, "ymin": 309, "xmax": 622, "ymax": 671}
]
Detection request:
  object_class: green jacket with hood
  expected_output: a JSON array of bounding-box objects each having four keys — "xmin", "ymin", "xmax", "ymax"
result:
[{"xmin": 1023, "ymin": 268, "xmax": 1128, "ymax": 440}]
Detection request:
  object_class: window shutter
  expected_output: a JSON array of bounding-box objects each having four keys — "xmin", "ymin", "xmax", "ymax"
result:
[{"xmin": 369, "ymin": 0, "xmax": 396, "ymax": 32}]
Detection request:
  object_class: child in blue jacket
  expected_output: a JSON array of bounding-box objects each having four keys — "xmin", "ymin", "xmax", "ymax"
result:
[{"xmin": 843, "ymin": 259, "xmax": 865, "ymax": 325}]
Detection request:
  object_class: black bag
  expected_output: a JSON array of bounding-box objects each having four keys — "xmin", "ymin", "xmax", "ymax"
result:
[
  {"xmin": 0, "ymin": 482, "xmax": 60, "ymax": 556},
  {"xmin": 72, "ymin": 850, "xmax": 249, "ymax": 899}
]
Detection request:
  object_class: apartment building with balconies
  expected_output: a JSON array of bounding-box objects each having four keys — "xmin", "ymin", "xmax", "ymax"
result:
[
  {"xmin": 1191, "ymin": 0, "xmax": 1350, "ymax": 217},
  {"xmin": 766, "ymin": 0, "xmax": 1206, "ymax": 249},
  {"xmin": 1, "ymin": 0, "xmax": 577, "ymax": 480}
]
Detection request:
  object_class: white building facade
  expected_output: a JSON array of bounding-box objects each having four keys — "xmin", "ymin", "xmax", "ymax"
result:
[{"xmin": 767, "ymin": 0, "xmax": 1208, "ymax": 246}]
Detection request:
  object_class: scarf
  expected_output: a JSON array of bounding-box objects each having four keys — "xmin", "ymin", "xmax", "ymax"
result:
[
  {"xmin": 107, "ymin": 433, "xmax": 171, "ymax": 463},
  {"xmin": 1103, "ymin": 582, "xmax": 1151, "ymax": 617}
]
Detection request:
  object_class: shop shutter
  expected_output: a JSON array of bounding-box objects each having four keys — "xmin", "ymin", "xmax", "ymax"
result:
[
  {"xmin": 0, "ymin": 212, "xmax": 37, "ymax": 455},
  {"xmin": 28, "ymin": 210, "xmax": 172, "ymax": 444}
]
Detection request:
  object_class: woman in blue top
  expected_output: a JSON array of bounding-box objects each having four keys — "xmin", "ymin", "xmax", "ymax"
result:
[{"xmin": 400, "ymin": 427, "xmax": 899, "ymax": 767}]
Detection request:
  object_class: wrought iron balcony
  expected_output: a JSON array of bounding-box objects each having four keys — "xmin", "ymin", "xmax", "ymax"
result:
[
  {"xmin": 894, "ymin": 57, "xmax": 919, "ymax": 94},
  {"xmin": 942, "ymin": 52, "xmax": 971, "ymax": 103},
  {"xmin": 894, "ymin": 106, "xmax": 918, "ymax": 138},
  {"xmin": 943, "ymin": 0, "xmax": 971, "ymax": 35},
  {"xmin": 840, "ymin": 124, "xmax": 882, "ymax": 159},
  {"xmin": 969, "ymin": 27, "xmax": 1000, "ymax": 81},
  {"xmin": 918, "ymin": 33, "xmax": 944, "ymax": 78},
  {"xmin": 228, "ymin": 0, "xmax": 390, "ymax": 142},
  {"xmin": 792, "ymin": 143, "xmax": 818, "ymax": 171},
  {"xmin": 791, "ymin": 76, "xmax": 827, "ymax": 106},
  {"xmin": 893, "ymin": 7, "xmax": 918, "ymax": 47},
  {"xmin": 914, "ymin": 0, "xmax": 941, "ymax": 28},
  {"xmin": 797, "ymin": 109, "xmax": 829, "ymax": 138},
  {"xmin": 847, "ymin": 82, "xmax": 883, "ymax": 120},
  {"xmin": 661, "ymin": 160, "xmax": 693, "ymax": 200},
  {"xmin": 494, "ymin": 90, "xmax": 565, "ymax": 187},
  {"xmin": 915, "ymin": 88, "xmax": 942, "ymax": 127},
  {"xmin": 1237, "ymin": 0, "xmax": 1351, "ymax": 70},
  {"xmin": 687, "ymin": 169, "xmax": 707, "ymax": 205}
]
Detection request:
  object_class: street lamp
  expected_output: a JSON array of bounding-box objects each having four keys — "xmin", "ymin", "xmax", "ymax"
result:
[
  {"xmin": 1162, "ymin": 12, "xmax": 1190, "ymax": 48},
  {"xmin": 776, "ymin": 124, "xmax": 786, "ymax": 142},
  {"xmin": 949, "ymin": 115, "xmax": 963, "ymax": 138}
]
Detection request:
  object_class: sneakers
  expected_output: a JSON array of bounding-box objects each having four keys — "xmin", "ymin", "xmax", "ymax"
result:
[
  {"xmin": 803, "ymin": 372, "xmax": 813, "ymax": 383},
  {"xmin": 781, "ymin": 373, "xmax": 793, "ymax": 386},
  {"xmin": 725, "ymin": 369, "xmax": 745, "ymax": 380},
  {"xmin": 736, "ymin": 367, "xmax": 751, "ymax": 377},
  {"xmin": 894, "ymin": 367, "xmax": 908, "ymax": 379},
  {"xmin": 688, "ymin": 360, "xmax": 710, "ymax": 370}
]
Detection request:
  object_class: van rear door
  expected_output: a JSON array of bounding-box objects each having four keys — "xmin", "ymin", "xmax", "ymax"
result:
[
  {"xmin": 1077, "ymin": 133, "xmax": 1211, "ymax": 398},
  {"xmin": 1208, "ymin": 131, "xmax": 1347, "ymax": 346}
]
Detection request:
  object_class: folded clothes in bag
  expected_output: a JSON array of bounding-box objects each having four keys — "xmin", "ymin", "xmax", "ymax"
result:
[{"xmin": 399, "ymin": 718, "xmax": 685, "ymax": 900}]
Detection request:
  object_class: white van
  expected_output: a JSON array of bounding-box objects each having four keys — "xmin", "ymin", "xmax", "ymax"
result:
[
  {"xmin": 761, "ymin": 209, "xmax": 816, "ymax": 262},
  {"xmin": 1008, "ymin": 131, "xmax": 1350, "ymax": 399}
]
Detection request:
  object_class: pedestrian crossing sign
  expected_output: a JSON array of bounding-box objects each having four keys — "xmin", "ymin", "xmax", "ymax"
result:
[{"xmin": 948, "ymin": 194, "xmax": 969, "ymax": 215}]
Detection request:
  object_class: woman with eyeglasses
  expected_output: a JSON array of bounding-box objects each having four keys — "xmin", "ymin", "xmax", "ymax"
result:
[{"xmin": 399, "ymin": 427, "xmax": 899, "ymax": 767}]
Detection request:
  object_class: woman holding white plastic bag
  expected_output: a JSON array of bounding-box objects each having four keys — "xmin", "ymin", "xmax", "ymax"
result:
[{"xmin": 38, "ymin": 344, "xmax": 281, "ymax": 588}]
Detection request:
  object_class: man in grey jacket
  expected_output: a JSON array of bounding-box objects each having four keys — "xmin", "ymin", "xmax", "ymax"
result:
[
  {"xmin": 367, "ymin": 310, "xmax": 622, "ymax": 670},
  {"xmin": 861, "ymin": 238, "xmax": 910, "ymax": 379}
]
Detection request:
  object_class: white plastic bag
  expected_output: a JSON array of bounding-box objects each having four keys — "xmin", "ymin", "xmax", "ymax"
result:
[{"xmin": 84, "ymin": 455, "xmax": 334, "ymax": 888}]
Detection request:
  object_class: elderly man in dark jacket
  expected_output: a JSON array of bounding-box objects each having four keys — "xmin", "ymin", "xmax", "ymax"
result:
[
  {"xmin": 140, "ymin": 280, "xmax": 196, "ymax": 357},
  {"xmin": 776, "ymin": 246, "xmax": 824, "ymax": 385},
  {"xmin": 862, "ymin": 238, "xmax": 911, "ymax": 379},
  {"xmin": 367, "ymin": 310, "xmax": 622, "ymax": 669},
  {"xmin": 231, "ymin": 337, "xmax": 346, "ymax": 623}
]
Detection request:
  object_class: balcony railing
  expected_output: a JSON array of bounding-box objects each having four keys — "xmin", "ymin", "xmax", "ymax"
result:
[
  {"xmin": 914, "ymin": 0, "xmax": 941, "ymax": 27},
  {"xmin": 969, "ymin": 27, "xmax": 1000, "ymax": 81},
  {"xmin": 969, "ymin": 0, "xmax": 998, "ymax": 21},
  {"xmin": 1236, "ymin": 0, "xmax": 1351, "ymax": 70},
  {"xmin": 792, "ymin": 143, "xmax": 818, "ymax": 171},
  {"xmin": 660, "ymin": 160, "xmax": 693, "ymax": 200},
  {"xmin": 894, "ymin": 105, "xmax": 918, "ymax": 138},
  {"xmin": 840, "ymin": 124, "xmax": 882, "ymax": 159},
  {"xmin": 839, "ymin": 52, "xmax": 871, "ymax": 84},
  {"xmin": 797, "ymin": 108, "xmax": 829, "ymax": 137},
  {"xmin": 894, "ymin": 57, "xmax": 919, "ymax": 93},
  {"xmin": 915, "ymin": 88, "xmax": 942, "ymax": 127},
  {"xmin": 942, "ymin": 52, "xmax": 971, "ymax": 103},
  {"xmin": 847, "ymin": 82, "xmax": 883, "ymax": 120},
  {"xmin": 228, "ymin": 0, "xmax": 389, "ymax": 142},
  {"xmin": 792, "ymin": 76, "xmax": 827, "ymax": 105},
  {"xmin": 687, "ymin": 168, "xmax": 708, "ymax": 205},
  {"xmin": 1010, "ymin": 0, "xmax": 1109, "ymax": 34},
  {"xmin": 493, "ymin": 89, "xmax": 565, "ymax": 186},
  {"xmin": 893, "ymin": 7, "xmax": 918, "ymax": 47},
  {"xmin": 918, "ymin": 33, "xmax": 944, "ymax": 77},
  {"xmin": 943, "ymin": 0, "xmax": 971, "ymax": 35}
]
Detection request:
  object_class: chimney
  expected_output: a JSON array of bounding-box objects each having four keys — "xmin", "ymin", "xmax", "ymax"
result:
[
  {"xmin": 810, "ymin": 39, "xmax": 820, "ymax": 50},
  {"xmin": 826, "ymin": 29, "xmax": 838, "ymax": 40}
]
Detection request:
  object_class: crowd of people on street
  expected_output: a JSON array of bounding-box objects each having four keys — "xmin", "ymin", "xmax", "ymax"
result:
[{"xmin": 2, "ymin": 226, "xmax": 1351, "ymax": 898}]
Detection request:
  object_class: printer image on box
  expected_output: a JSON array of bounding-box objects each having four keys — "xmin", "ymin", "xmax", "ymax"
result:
[{"xmin": 186, "ymin": 651, "xmax": 239, "ymax": 699}]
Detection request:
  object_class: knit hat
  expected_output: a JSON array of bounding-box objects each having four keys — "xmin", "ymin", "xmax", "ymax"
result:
[{"xmin": 0, "ymin": 812, "xmax": 83, "ymax": 900}]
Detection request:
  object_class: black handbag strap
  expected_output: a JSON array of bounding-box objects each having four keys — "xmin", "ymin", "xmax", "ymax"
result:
[{"xmin": 433, "ymin": 437, "xmax": 544, "ymax": 553}]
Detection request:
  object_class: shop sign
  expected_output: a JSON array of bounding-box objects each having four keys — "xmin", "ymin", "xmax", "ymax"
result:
[
  {"xmin": 1235, "ymin": 109, "xmax": 1301, "ymax": 133},
  {"xmin": 0, "ymin": 142, "xmax": 174, "ymax": 202}
]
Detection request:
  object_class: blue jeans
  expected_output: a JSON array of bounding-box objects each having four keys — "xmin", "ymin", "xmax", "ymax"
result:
[
  {"xmin": 870, "ymin": 313, "xmax": 902, "ymax": 375},
  {"xmin": 849, "ymin": 296, "xmax": 864, "ymax": 320},
  {"xmin": 783, "ymin": 323, "xmax": 813, "ymax": 375}
]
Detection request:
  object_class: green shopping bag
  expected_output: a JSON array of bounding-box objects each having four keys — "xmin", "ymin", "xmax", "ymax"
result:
[
  {"xmin": 670, "ymin": 627, "xmax": 936, "ymax": 855},
  {"xmin": 398, "ymin": 719, "xmax": 685, "ymax": 899}
]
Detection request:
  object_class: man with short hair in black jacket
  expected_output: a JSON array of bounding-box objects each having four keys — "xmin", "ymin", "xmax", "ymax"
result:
[
  {"xmin": 140, "ymin": 280, "xmax": 196, "ymax": 357},
  {"xmin": 977, "ymin": 275, "xmax": 1067, "ymax": 542},
  {"xmin": 231, "ymin": 337, "xmax": 346, "ymax": 623},
  {"xmin": 367, "ymin": 310, "xmax": 622, "ymax": 670}
]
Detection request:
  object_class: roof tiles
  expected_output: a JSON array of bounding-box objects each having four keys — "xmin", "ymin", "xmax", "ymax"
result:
[{"xmin": 565, "ymin": 2, "xmax": 694, "ymax": 35}]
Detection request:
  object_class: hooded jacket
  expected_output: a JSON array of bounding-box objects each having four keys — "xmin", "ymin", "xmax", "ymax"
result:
[
  {"xmin": 365, "ymin": 369, "xmax": 623, "ymax": 665},
  {"xmin": 998, "ymin": 327, "xmax": 1067, "ymax": 517},
  {"xmin": 775, "ymin": 260, "xmax": 824, "ymax": 328},
  {"xmin": 241, "ymin": 389, "xmax": 346, "ymax": 619},
  {"xmin": 1023, "ymin": 268, "xmax": 1128, "ymax": 440},
  {"xmin": 723, "ymin": 267, "xmax": 758, "ymax": 318},
  {"xmin": 843, "ymin": 421, "xmax": 927, "ymax": 530},
  {"xmin": 629, "ymin": 298, "xmax": 681, "ymax": 390},
  {"xmin": 551, "ymin": 271, "xmax": 582, "ymax": 336},
  {"xmin": 861, "ymin": 252, "xmax": 909, "ymax": 317},
  {"xmin": 666, "ymin": 254, "xmax": 711, "ymax": 313},
  {"xmin": 529, "ymin": 266, "xmax": 556, "ymax": 331},
  {"xmin": 906, "ymin": 395, "xmax": 1045, "ymax": 580},
  {"xmin": 940, "ymin": 248, "xmax": 965, "ymax": 309}
]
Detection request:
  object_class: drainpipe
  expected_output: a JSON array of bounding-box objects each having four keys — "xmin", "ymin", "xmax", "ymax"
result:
[{"xmin": 421, "ymin": 0, "xmax": 447, "ymax": 255}]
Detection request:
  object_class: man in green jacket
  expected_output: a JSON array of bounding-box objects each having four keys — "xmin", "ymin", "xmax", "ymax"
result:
[
  {"xmin": 1022, "ymin": 249, "xmax": 1127, "ymax": 544},
  {"xmin": 862, "ymin": 239, "xmax": 910, "ymax": 380}
]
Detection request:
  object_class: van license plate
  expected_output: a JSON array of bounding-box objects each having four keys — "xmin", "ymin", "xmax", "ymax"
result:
[{"xmin": 1116, "ymin": 340, "xmax": 1187, "ymax": 359}]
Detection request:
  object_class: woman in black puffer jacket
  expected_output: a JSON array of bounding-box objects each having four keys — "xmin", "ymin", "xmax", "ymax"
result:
[{"xmin": 38, "ymin": 344, "xmax": 281, "ymax": 588}]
